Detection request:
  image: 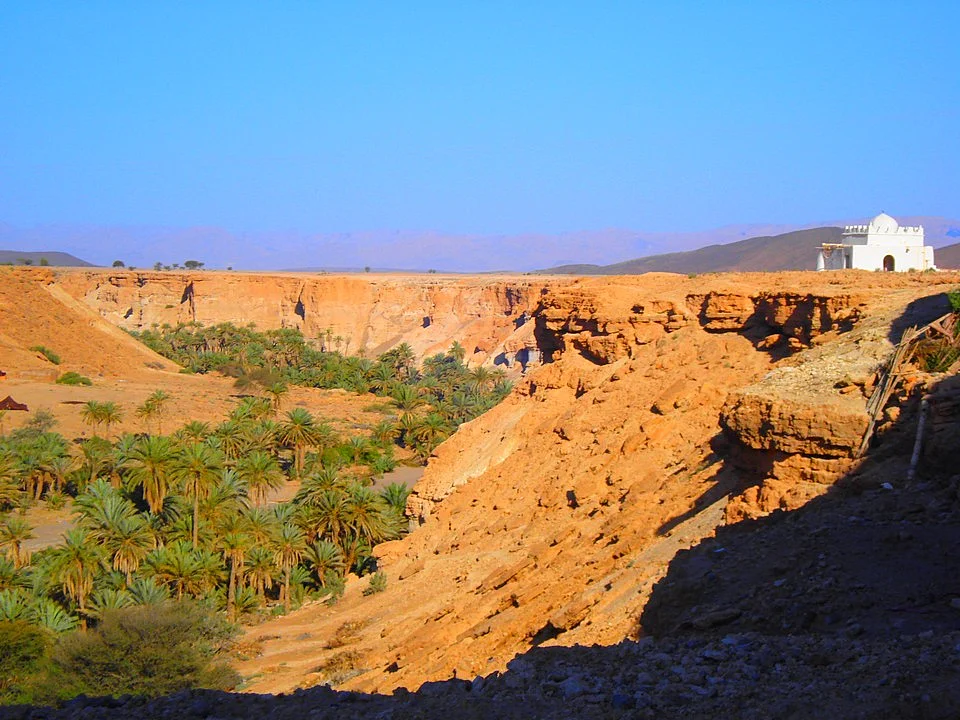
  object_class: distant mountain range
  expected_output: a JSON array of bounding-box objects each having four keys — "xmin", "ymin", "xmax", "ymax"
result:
[
  {"xmin": 1, "ymin": 215, "xmax": 958, "ymax": 273},
  {"xmin": 0, "ymin": 250, "xmax": 94, "ymax": 267},
  {"xmin": 537, "ymin": 226, "xmax": 960, "ymax": 274}
]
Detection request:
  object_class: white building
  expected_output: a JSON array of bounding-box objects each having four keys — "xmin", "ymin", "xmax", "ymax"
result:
[{"xmin": 816, "ymin": 212, "xmax": 936, "ymax": 272}]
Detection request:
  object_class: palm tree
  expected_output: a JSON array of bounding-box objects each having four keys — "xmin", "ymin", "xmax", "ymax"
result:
[
  {"xmin": 87, "ymin": 587, "xmax": 135, "ymax": 620},
  {"xmin": 411, "ymin": 413, "xmax": 454, "ymax": 458},
  {"xmin": 370, "ymin": 418, "xmax": 400, "ymax": 448},
  {"xmin": 277, "ymin": 408, "xmax": 324, "ymax": 479},
  {"xmin": 245, "ymin": 420, "xmax": 279, "ymax": 454},
  {"xmin": 237, "ymin": 450, "xmax": 284, "ymax": 507},
  {"xmin": 242, "ymin": 506, "xmax": 278, "ymax": 547},
  {"xmin": 125, "ymin": 435, "xmax": 177, "ymax": 513},
  {"xmin": 147, "ymin": 390, "xmax": 171, "ymax": 434},
  {"xmin": 176, "ymin": 420, "xmax": 211, "ymax": 443},
  {"xmin": 367, "ymin": 364, "xmax": 395, "ymax": 394},
  {"xmin": 79, "ymin": 436, "xmax": 114, "ymax": 490},
  {"xmin": 128, "ymin": 577, "xmax": 170, "ymax": 605},
  {"xmin": 345, "ymin": 484, "xmax": 395, "ymax": 547},
  {"xmin": 449, "ymin": 341, "xmax": 466, "ymax": 363},
  {"xmin": 173, "ymin": 443, "xmax": 224, "ymax": 550},
  {"xmin": 44, "ymin": 454, "xmax": 75, "ymax": 495},
  {"xmin": 230, "ymin": 396, "xmax": 273, "ymax": 423},
  {"xmin": 303, "ymin": 540, "xmax": 345, "ymax": 587},
  {"xmin": 104, "ymin": 515, "xmax": 155, "ymax": 585},
  {"xmin": 0, "ymin": 453, "xmax": 22, "ymax": 511},
  {"xmin": 135, "ymin": 399, "xmax": 157, "ymax": 434},
  {"xmin": 267, "ymin": 382, "xmax": 289, "ymax": 413},
  {"xmin": 80, "ymin": 401, "xmax": 105, "ymax": 436},
  {"xmin": 213, "ymin": 420, "xmax": 247, "ymax": 466},
  {"xmin": 100, "ymin": 402, "xmax": 124, "ymax": 437},
  {"xmin": 390, "ymin": 384, "xmax": 426, "ymax": 413},
  {"xmin": 272, "ymin": 523, "xmax": 305, "ymax": 612},
  {"xmin": 217, "ymin": 515, "xmax": 250, "ymax": 622},
  {"xmin": 299, "ymin": 486, "xmax": 351, "ymax": 547},
  {"xmin": 0, "ymin": 516, "xmax": 34, "ymax": 568},
  {"xmin": 49, "ymin": 528, "xmax": 102, "ymax": 628},
  {"xmin": 245, "ymin": 546, "xmax": 275, "ymax": 601},
  {"xmin": 143, "ymin": 541, "xmax": 207, "ymax": 600},
  {"xmin": 30, "ymin": 598, "xmax": 78, "ymax": 633},
  {"xmin": 380, "ymin": 482, "xmax": 412, "ymax": 516}
]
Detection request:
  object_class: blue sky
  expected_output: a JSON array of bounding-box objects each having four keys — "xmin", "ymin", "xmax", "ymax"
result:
[{"xmin": 1, "ymin": 1, "xmax": 958, "ymax": 239}]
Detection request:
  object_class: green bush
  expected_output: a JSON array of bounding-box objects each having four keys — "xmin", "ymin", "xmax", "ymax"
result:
[
  {"xmin": 47, "ymin": 601, "xmax": 239, "ymax": 698},
  {"xmin": 55, "ymin": 372, "xmax": 92, "ymax": 386},
  {"xmin": 362, "ymin": 570, "xmax": 387, "ymax": 596},
  {"xmin": 29, "ymin": 346, "xmax": 61, "ymax": 365},
  {"xmin": 948, "ymin": 289, "xmax": 960, "ymax": 314},
  {"xmin": 0, "ymin": 621, "xmax": 52, "ymax": 705}
]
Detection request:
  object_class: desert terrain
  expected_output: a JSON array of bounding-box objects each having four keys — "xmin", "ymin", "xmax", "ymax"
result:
[{"xmin": 3, "ymin": 266, "xmax": 960, "ymax": 717}]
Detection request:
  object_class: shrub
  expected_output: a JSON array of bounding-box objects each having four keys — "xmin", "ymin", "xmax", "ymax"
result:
[
  {"xmin": 29, "ymin": 346, "xmax": 61, "ymax": 365},
  {"xmin": 0, "ymin": 621, "xmax": 52, "ymax": 704},
  {"xmin": 48, "ymin": 601, "xmax": 239, "ymax": 698},
  {"xmin": 948, "ymin": 289, "xmax": 960, "ymax": 314},
  {"xmin": 55, "ymin": 372, "xmax": 92, "ymax": 387},
  {"xmin": 362, "ymin": 571, "xmax": 387, "ymax": 596}
]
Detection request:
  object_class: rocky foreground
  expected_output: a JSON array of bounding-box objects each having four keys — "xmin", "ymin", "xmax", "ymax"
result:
[{"xmin": 8, "ymin": 463, "xmax": 960, "ymax": 719}]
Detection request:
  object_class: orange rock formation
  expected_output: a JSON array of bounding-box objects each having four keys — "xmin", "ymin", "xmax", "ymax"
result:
[{"xmin": 5, "ymin": 266, "xmax": 958, "ymax": 696}]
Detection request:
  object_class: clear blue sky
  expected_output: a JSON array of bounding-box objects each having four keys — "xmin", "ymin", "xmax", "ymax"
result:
[{"xmin": 1, "ymin": 1, "xmax": 958, "ymax": 236}]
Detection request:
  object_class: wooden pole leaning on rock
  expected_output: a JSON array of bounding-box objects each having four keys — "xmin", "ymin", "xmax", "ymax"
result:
[
  {"xmin": 906, "ymin": 396, "xmax": 929, "ymax": 483},
  {"xmin": 858, "ymin": 326, "xmax": 920, "ymax": 458}
]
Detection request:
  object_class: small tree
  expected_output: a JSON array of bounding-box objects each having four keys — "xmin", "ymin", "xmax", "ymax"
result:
[
  {"xmin": 183, "ymin": 260, "xmax": 204, "ymax": 270},
  {"xmin": 112, "ymin": 260, "xmax": 126, "ymax": 268}
]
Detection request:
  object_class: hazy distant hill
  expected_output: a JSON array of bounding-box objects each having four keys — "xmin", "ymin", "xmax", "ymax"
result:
[
  {"xmin": 539, "ymin": 227, "xmax": 846, "ymax": 275},
  {"xmin": 0, "ymin": 250, "xmax": 95, "ymax": 267},
  {"xmin": 0, "ymin": 216, "xmax": 956, "ymax": 272},
  {"xmin": 937, "ymin": 243, "xmax": 960, "ymax": 269}
]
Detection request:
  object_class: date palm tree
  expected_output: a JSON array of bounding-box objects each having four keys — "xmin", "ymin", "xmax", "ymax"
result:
[
  {"xmin": 237, "ymin": 450, "xmax": 284, "ymax": 507},
  {"xmin": 48, "ymin": 528, "xmax": 102, "ymax": 628},
  {"xmin": 277, "ymin": 408, "xmax": 325, "ymax": 480},
  {"xmin": 213, "ymin": 420, "xmax": 247, "ymax": 466},
  {"xmin": 173, "ymin": 443, "xmax": 224, "ymax": 550},
  {"xmin": 245, "ymin": 545, "xmax": 275, "ymax": 600},
  {"xmin": 143, "ymin": 540, "xmax": 206, "ymax": 600},
  {"xmin": 272, "ymin": 523, "xmax": 305, "ymax": 612},
  {"xmin": 147, "ymin": 390, "xmax": 171, "ymax": 434},
  {"xmin": 303, "ymin": 540, "xmax": 345, "ymax": 588},
  {"xmin": 267, "ymin": 382, "xmax": 289, "ymax": 413},
  {"xmin": 125, "ymin": 435, "xmax": 177, "ymax": 513},
  {"xmin": 218, "ymin": 515, "xmax": 251, "ymax": 622},
  {"xmin": 176, "ymin": 420, "xmax": 211, "ymax": 443},
  {"xmin": 0, "ymin": 516, "xmax": 34, "ymax": 568},
  {"xmin": 0, "ymin": 453, "xmax": 22, "ymax": 511}
]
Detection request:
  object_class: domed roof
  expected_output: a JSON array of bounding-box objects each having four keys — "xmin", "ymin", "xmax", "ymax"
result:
[{"xmin": 869, "ymin": 212, "xmax": 899, "ymax": 232}]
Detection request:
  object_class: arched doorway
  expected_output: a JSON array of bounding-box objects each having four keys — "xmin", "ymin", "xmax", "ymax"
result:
[{"xmin": 883, "ymin": 255, "xmax": 895, "ymax": 272}]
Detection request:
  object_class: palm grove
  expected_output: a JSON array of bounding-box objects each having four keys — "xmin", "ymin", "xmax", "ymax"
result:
[{"xmin": 0, "ymin": 324, "xmax": 510, "ymax": 702}]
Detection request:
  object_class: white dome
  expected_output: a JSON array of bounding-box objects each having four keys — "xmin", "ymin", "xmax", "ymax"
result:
[{"xmin": 869, "ymin": 212, "xmax": 899, "ymax": 232}]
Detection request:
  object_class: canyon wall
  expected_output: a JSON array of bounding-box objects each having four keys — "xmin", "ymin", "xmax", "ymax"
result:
[{"xmin": 53, "ymin": 270, "xmax": 559, "ymax": 367}]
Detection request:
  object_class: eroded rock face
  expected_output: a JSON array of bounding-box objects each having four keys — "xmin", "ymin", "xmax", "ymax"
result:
[{"xmin": 54, "ymin": 271, "xmax": 557, "ymax": 366}]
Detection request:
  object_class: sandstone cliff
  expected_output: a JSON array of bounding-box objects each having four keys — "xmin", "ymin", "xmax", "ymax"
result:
[{"xmin": 54, "ymin": 270, "xmax": 559, "ymax": 367}]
